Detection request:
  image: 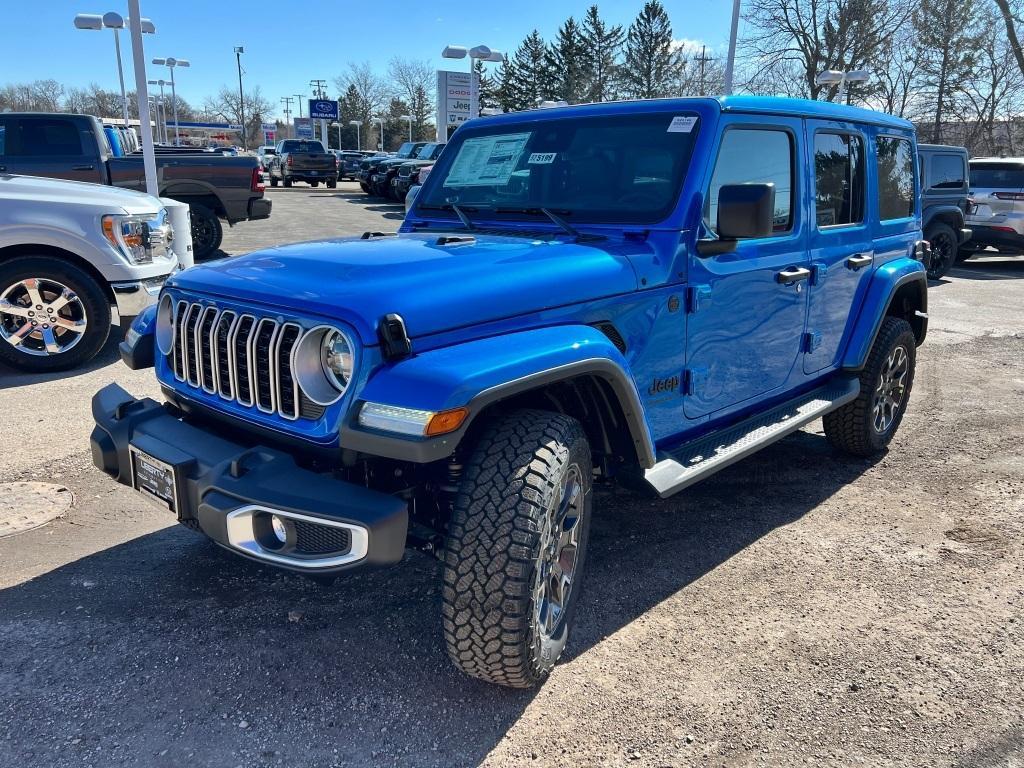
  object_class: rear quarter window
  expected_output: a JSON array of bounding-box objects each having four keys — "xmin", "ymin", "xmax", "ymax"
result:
[
  {"xmin": 876, "ymin": 136, "xmax": 915, "ymax": 220},
  {"xmin": 928, "ymin": 154, "xmax": 966, "ymax": 189}
]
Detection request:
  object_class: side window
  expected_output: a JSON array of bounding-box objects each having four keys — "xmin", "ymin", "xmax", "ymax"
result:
[
  {"xmin": 929, "ymin": 153, "xmax": 966, "ymax": 190},
  {"xmin": 706, "ymin": 128, "xmax": 793, "ymax": 234},
  {"xmin": 16, "ymin": 119, "xmax": 83, "ymax": 157},
  {"xmin": 814, "ymin": 132, "xmax": 865, "ymax": 228},
  {"xmin": 876, "ymin": 137, "xmax": 915, "ymax": 220},
  {"xmin": 0, "ymin": 123, "xmax": 5, "ymax": 156}
]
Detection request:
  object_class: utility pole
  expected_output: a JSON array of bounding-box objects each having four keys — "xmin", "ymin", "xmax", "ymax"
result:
[
  {"xmin": 695, "ymin": 45, "xmax": 714, "ymax": 95},
  {"xmin": 280, "ymin": 96, "xmax": 293, "ymax": 137},
  {"xmin": 294, "ymin": 95, "xmax": 304, "ymax": 118},
  {"xmin": 234, "ymin": 46, "xmax": 246, "ymax": 150},
  {"xmin": 309, "ymin": 79, "xmax": 328, "ymax": 141}
]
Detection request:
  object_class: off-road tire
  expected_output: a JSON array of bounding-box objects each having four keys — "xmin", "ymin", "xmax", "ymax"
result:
[
  {"xmin": 823, "ymin": 317, "xmax": 917, "ymax": 457},
  {"xmin": 0, "ymin": 256, "xmax": 111, "ymax": 373},
  {"xmin": 442, "ymin": 409, "xmax": 593, "ymax": 688},
  {"xmin": 327, "ymin": 179, "xmax": 337, "ymax": 189},
  {"xmin": 283, "ymin": 178, "xmax": 292, "ymax": 188},
  {"xmin": 189, "ymin": 204, "xmax": 223, "ymax": 260},
  {"xmin": 269, "ymin": 176, "xmax": 278, "ymax": 187},
  {"xmin": 359, "ymin": 182, "xmax": 369, "ymax": 193},
  {"xmin": 925, "ymin": 222, "xmax": 957, "ymax": 279},
  {"xmin": 310, "ymin": 181, "xmax": 319, "ymax": 187}
]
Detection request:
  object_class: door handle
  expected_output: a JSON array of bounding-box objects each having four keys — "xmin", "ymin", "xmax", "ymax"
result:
[
  {"xmin": 72, "ymin": 164, "xmax": 95, "ymax": 171},
  {"xmin": 846, "ymin": 253, "xmax": 873, "ymax": 270},
  {"xmin": 0, "ymin": 165, "xmax": 7, "ymax": 172},
  {"xmin": 776, "ymin": 266, "xmax": 812, "ymax": 285}
]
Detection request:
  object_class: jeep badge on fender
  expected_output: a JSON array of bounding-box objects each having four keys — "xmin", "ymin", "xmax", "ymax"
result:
[{"xmin": 92, "ymin": 96, "xmax": 927, "ymax": 689}]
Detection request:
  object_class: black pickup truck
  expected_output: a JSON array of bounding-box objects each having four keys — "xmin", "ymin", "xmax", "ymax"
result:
[
  {"xmin": 0, "ymin": 113, "xmax": 271, "ymax": 259},
  {"xmin": 268, "ymin": 139, "xmax": 337, "ymax": 188}
]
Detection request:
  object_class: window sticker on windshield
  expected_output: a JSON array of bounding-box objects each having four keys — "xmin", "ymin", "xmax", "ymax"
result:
[
  {"xmin": 667, "ymin": 116, "xmax": 698, "ymax": 133},
  {"xmin": 528, "ymin": 152, "xmax": 557, "ymax": 164},
  {"xmin": 445, "ymin": 132, "xmax": 531, "ymax": 187}
]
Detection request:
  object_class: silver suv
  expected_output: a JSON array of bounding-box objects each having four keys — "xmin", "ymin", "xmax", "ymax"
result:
[{"xmin": 964, "ymin": 158, "xmax": 1024, "ymax": 257}]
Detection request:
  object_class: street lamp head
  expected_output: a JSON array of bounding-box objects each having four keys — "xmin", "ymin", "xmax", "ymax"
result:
[
  {"xmin": 468, "ymin": 45, "xmax": 492, "ymax": 60},
  {"xmin": 101, "ymin": 11, "xmax": 124, "ymax": 29},
  {"xmin": 73, "ymin": 13, "xmax": 104, "ymax": 30},
  {"xmin": 349, "ymin": 120, "xmax": 363, "ymax": 127},
  {"xmin": 136, "ymin": 18, "xmax": 156, "ymax": 34},
  {"xmin": 815, "ymin": 70, "xmax": 844, "ymax": 86},
  {"xmin": 442, "ymin": 45, "xmax": 468, "ymax": 59},
  {"xmin": 845, "ymin": 69, "xmax": 871, "ymax": 84},
  {"xmin": 399, "ymin": 114, "xmax": 412, "ymax": 121},
  {"xmin": 234, "ymin": 46, "xmax": 244, "ymax": 54},
  {"xmin": 484, "ymin": 51, "xmax": 505, "ymax": 62},
  {"xmin": 175, "ymin": 59, "xmax": 190, "ymax": 68},
  {"xmin": 152, "ymin": 57, "xmax": 166, "ymax": 66}
]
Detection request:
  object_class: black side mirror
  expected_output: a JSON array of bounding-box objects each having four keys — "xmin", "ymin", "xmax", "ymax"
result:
[{"xmin": 697, "ymin": 183, "xmax": 776, "ymax": 256}]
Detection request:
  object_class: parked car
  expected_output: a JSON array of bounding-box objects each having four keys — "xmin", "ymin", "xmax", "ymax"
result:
[
  {"xmin": 0, "ymin": 174, "xmax": 179, "ymax": 372},
  {"xmin": 0, "ymin": 113, "xmax": 271, "ymax": 260},
  {"xmin": 98, "ymin": 96, "xmax": 928, "ymax": 689},
  {"xmin": 390, "ymin": 143, "xmax": 446, "ymax": 201},
  {"xmin": 403, "ymin": 164, "xmax": 433, "ymax": 213},
  {"xmin": 268, "ymin": 139, "xmax": 337, "ymax": 188},
  {"xmin": 369, "ymin": 142, "xmax": 430, "ymax": 197},
  {"xmin": 333, "ymin": 150, "xmax": 365, "ymax": 181},
  {"xmin": 359, "ymin": 141, "xmax": 425, "ymax": 195},
  {"xmin": 962, "ymin": 157, "xmax": 1024, "ymax": 260},
  {"xmin": 917, "ymin": 144, "xmax": 972, "ymax": 278},
  {"xmin": 256, "ymin": 145, "xmax": 276, "ymax": 171}
]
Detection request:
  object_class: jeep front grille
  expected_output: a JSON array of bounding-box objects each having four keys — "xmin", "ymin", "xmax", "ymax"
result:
[{"xmin": 171, "ymin": 301, "xmax": 309, "ymax": 420}]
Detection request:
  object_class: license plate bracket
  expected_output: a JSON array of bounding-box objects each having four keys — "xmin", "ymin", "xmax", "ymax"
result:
[{"xmin": 130, "ymin": 444, "xmax": 180, "ymax": 514}]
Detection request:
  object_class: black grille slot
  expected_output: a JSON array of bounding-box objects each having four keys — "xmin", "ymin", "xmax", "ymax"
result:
[
  {"xmin": 214, "ymin": 311, "xmax": 236, "ymax": 397},
  {"xmin": 300, "ymin": 392, "xmax": 326, "ymax": 420},
  {"xmin": 234, "ymin": 316, "xmax": 255, "ymax": 405},
  {"xmin": 253, "ymin": 319, "xmax": 277, "ymax": 412},
  {"xmin": 294, "ymin": 520, "xmax": 352, "ymax": 555},
  {"xmin": 198, "ymin": 308, "xmax": 218, "ymax": 391},
  {"xmin": 277, "ymin": 324, "xmax": 301, "ymax": 418}
]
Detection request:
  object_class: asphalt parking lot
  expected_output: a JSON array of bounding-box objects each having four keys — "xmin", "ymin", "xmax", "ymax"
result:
[{"xmin": 0, "ymin": 184, "xmax": 1022, "ymax": 768}]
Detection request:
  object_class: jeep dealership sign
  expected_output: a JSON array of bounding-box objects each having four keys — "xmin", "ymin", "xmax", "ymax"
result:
[{"xmin": 436, "ymin": 70, "xmax": 478, "ymax": 141}]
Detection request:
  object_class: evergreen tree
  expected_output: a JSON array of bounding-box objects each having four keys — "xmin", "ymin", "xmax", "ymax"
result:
[
  {"xmin": 546, "ymin": 17, "xmax": 590, "ymax": 103},
  {"xmin": 474, "ymin": 59, "xmax": 499, "ymax": 112},
  {"xmin": 582, "ymin": 5, "xmax": 625, "ymax": 102},
  {"xmin": 621, "ymin": 0, "xmax": 682, "ymax": 99},
  {"xmin": 913, "ymin": 0, "xmax": 981, "ymax": 142},
  {"xmin": 507, "ymin": 30, "xmax": 557, "ymax": 110}
]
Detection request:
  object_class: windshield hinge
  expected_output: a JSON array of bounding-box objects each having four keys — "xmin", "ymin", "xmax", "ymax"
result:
[
  {"xmin": 361, "ymin": 231, "xmax": 398, "ymax": 240},
  {"xmin": 378, "ymin": 313, "xmax": 412, "ymax": 360}
]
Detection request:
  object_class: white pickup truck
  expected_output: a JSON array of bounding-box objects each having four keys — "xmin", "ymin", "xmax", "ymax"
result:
[{"xmin": 0, "ymin": 174, "xmax": 180, "ymax": 373}]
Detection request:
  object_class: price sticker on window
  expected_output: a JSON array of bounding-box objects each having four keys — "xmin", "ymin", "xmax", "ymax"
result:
[
  {"xmin": 667, "ymin": 116, "xmax": 698, "ymax": 133},
  {"xmin": 528, "ymin": 152, "xmax": 557, "ymax": 164}
]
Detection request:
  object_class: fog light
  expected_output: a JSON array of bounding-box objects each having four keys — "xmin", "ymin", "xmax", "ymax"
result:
[{"xmin": 271, "ymin": 515, "xmax": 289, "ymax": 544}]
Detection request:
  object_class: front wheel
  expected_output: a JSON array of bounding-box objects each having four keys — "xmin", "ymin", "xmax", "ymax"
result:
[
  {"xmin": 310, "ymin": 181, "xmax": 319, "ymax": 187},
  {"xmin": 327, "ymin": 179, "xmax": 337, "ymax": 189},
  {"xmin": 442, "ymin": 409, "xmax": 593, "ymax": 688},
  {"xmin": 823, "ymin": 317, "xmax": 917, "ymax": 457},
  {"xmin": 0, "ymin": 256, "xmax": 111, "ymax": 372},
  {"xmin": 283, "ymin": 178, "xmax": 292, "ymax": 188},
  {"xmin": 269, "ymin": 176, "xmax": 278, "ymax": 187}
]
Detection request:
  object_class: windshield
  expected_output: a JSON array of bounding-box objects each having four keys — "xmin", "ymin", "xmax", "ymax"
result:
[
  {"xmin": 396, "ymin": 142, "xmax": 420, "ymax": 158},
  {"xmin": 281, "ymin": 140, "xmax": 325, "ymax": 153},
  {"xmin": 262, "ymin": 147, "xmax": 276, "ymax": 155},
  {"xmin": 418, "ymin": 112, "xmax": 699, "ymax": 224},
  {"xmin": 970, "ymin": 163, "xmax": 1024, "ymax": 189}
]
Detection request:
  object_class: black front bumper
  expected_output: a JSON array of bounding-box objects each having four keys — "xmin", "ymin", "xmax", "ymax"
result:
[{"xmin": 90, "ymin": 383, "xmax": 408, "ymax": 573}]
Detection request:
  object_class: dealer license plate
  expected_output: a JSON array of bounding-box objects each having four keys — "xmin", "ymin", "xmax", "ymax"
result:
[{"xmin": 130, "ymin": 445, "xmax": 178, "ymax": 513}]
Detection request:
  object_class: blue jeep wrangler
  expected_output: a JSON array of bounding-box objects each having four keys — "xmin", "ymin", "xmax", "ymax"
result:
[{"xmin": 94, "ymin": 96, "xmax": 928, "ymax": 688}]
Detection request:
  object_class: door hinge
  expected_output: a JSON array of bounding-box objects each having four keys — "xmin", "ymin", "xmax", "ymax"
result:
[
  {"xmin": 803, "ymin": 330, "xmax": 822, "ymax": 353},
  {"xmin": 683, "ymin": 367, "xmax": 708, "ymax": 395},
  {"xmin": 686, "ymin": 284, "xmax": 712, "ymax": 313}
]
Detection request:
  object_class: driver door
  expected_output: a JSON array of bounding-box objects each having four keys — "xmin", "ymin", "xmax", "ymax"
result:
[{"xmin": 684, "ymin": 117, "xmax": 810, "ymax": 419}]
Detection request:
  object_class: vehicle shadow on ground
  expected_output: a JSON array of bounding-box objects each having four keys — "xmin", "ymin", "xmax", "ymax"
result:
[
  {"xmin": 0, "ymin": 327, "xmax": 121, "ymax": 390},
  {"xmin": 0, "ymin": 430, "xmax": 878, "ymax": 766}
]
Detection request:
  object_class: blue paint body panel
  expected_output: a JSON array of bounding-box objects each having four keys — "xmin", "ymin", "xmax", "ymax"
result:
[{"xmin": 152, "ymin": 96, "xmax": 926, "ymax": 460}]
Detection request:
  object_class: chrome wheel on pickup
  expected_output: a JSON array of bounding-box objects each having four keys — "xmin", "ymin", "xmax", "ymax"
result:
[
  {"xmin": 0, "ymin": 256, "xmax": 110, "ymax": 373},
  {"xmin": 442, "ymin": 409, "xmax": 593, "ymax": 688}
]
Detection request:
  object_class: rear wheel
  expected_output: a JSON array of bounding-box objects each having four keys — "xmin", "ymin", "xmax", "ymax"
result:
[
  {"xmin": 442, "ymin": 409, "xmax": 593, "ymax": 688},
  {"xmin": 925, "ymin": 222, "xmax": 957, "ymax": 279},
  {"xmin": 269, "ymin": 176, "xmax": 278, "ymax": 187},
  {"xmin": 0, "ymin": 256, "xmax": 110, "ymax": 373},
  {"xmin": 283, "ymin": 178, "xmax": 292, "ymax": 188},
  {"xmin": 327, "ymin": 179, "xmax": 337, "ymax": 189},
  {"xmin": 189, "ymin": 205, "xmax": 223, "ymax": 260},
  {"xmin": 310, "ymin": 181, "xmax": 319, "ymax": 187},
  {"xmin": 823, "ymin": 317, "xmax": 916, "ymax": 457}
]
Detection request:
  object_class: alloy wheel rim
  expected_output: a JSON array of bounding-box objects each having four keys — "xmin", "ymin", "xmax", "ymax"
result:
[
  {"xmin": 929, "ymin": 233, "xmax": 953, "ymax": 277},
  {"xmin": 872, "ymin": 345, "xmax": 909, "ymax": 433},
  {"xmin": 533, "ymin": 463, "xmax": 584, "ymax": 642},
  {"xmin": 0, "ymin": 278, "xmax": 88, "ymax": 357},
  {"xmin": 192, "ymin": 217, "xmax": 214, "ymax": 252}
]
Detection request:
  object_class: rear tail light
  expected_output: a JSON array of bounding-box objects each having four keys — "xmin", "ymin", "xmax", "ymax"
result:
[
  {"xmin": 287, "ymin": 156, "xmax": 293, "ymax": 167},
  {"xmin": 251, "ymin": 167, "xmax": 265, "ymax": 192},
  {"xmin": 991, "ymin": 225, "xmax": 1017, "ymax": 233},
  {"xmin": 992, "ymin": 192, "xmax": 1024, "ymax": 201}
]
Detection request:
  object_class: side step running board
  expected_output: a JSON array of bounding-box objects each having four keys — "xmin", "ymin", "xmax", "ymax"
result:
[{"xmin": 644, "ymin": 378, "xmax": 860, "ymax": 498}]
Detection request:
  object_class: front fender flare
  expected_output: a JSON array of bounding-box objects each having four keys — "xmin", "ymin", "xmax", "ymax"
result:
[
  {"xmin": 340, "ymin": 325, "xmax": 656, "ymax": 467},
  {"xmin": 842, "ymin": 258, "xmax": 927, "ymax": 370}
]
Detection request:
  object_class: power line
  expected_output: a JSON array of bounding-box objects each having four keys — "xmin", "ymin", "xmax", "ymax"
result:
[{"xmin": 309, "ymin": 79, "xmax": 327, "ymax": 100}]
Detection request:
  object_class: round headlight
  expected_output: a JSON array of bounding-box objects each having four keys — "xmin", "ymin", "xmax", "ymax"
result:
[
  {"xmin": 321, "ymin": 329, "xmax": 354, "ymax": 390},
  {"xmin": 292, "ymin": 326, "xmax": 355, "ymax": 406},
  {"xmin": 156, "ymin": 293, "xmax": 175, "ymax": 356}
]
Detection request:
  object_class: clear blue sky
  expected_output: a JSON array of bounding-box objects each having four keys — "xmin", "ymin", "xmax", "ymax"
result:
[{"xmin": 3, "ymin": 1, "xmax": 737, "ymax": 120}]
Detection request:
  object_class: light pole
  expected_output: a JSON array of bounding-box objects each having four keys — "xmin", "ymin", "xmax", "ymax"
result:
[
  {"xmin": 723, "ymin": 0, "xmax": 741, "ymax": 95},
  {"xmin": 74, "ymin": 12, "xmax": 155, "ymax": 126},
  {"xmin": 441, "ymin": 45, "xmax": 504, "ymax": 140},
  {"xmin": 349, "ymin": 120, "xmax": 363, "ymax": 151},
  {"xmin": 147, "ymin": 79, "xmax": 168, "ymax": 142},
  {"xmin": 331, "ymin": 121, "xmax": 343, "ymax": 149},
  {"xmin": 234, "ymin": 46, "xmax": 246, "ymax": 150},
  {"xmin": 371, "ymin": 117, "xmax": 384, "ymax": 151},
  {"xmin": 815, "ymin": 69, "xmax": 871, "ymax": 103},
  {"xmin": 399, "ymin": 114, "xmax": 413, "ymax": 142},
  {"xmin": 152, "ymin": 57, "xmax": 190, "ymax": 144}
]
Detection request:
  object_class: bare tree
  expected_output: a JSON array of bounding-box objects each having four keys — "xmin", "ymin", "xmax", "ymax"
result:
[
  {"xmin": 872, "ymin": 28, "xmax": 922, "ymax": 119},
  {"xmin": 995, "ymin": 0, "xmax": 1024, "ymax": 78},
  {"xmin": 203, "ymin": 85, "xmax": 273, "ymax": 147},
  {"xmin": 333, "ymin": 62, "xmax": 391, "ymax": 149},
  {"xmin": 742, "ymin": 0, "xmax": 912, "ymax": 99},
  {"xmin": 387, "ymin": 58, "xmax": 435, "ymax": 138}
]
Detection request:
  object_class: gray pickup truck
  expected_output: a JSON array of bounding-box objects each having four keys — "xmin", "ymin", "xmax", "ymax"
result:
[
  {"xmin": 268, "ymin": 139, "xmax": 338, "ymax": 188},
  {"xmin": 0, "ymin": 113, "xmax": 272, "ymax": 259}
]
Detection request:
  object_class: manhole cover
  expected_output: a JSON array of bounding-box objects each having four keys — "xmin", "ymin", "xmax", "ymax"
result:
[{"xmin": 0, "ymin": 481, "xmax": 74, "ymax": 538}]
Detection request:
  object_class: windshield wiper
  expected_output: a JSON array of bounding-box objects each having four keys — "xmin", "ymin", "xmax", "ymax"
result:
[
  {"xmin": 495, "ymin": 207, "xmax": 606, "ymax": 242},
  {"xmin": 417, "ymin": 203, "xmax": 477, "ymax": 231}
]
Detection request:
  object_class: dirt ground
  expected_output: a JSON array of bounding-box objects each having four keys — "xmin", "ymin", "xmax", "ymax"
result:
[{"xmin": 1, "ymin": 185, "xmax": 1021, "ymax": 767}]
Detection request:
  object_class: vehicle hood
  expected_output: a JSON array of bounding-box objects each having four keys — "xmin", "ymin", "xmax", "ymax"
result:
[
  {"xmin": 169, "ymin": 232, "xmax": 641, "ymax": 344},
  {"xmin": 0, "ymin": 174, "xmax": 162, "ymax": 215}
]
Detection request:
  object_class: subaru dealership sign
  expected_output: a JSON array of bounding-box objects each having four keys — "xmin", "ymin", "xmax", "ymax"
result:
[
  {"xmin": 309, "ymin": 99, "xmax": 338, "ymax": 120},
  {"xmin": 436, "ymin": 70, "xmax": 478, "ymax": 141}
]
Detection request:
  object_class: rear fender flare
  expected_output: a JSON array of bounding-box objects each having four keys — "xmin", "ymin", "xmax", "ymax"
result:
[
  {"xmin": 340, "ymin": 325, "xmax": 656, "ymax": 467},
  {"xmin": 842, "ymin": 258, "xmax": 927, "ymax": 370}
]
